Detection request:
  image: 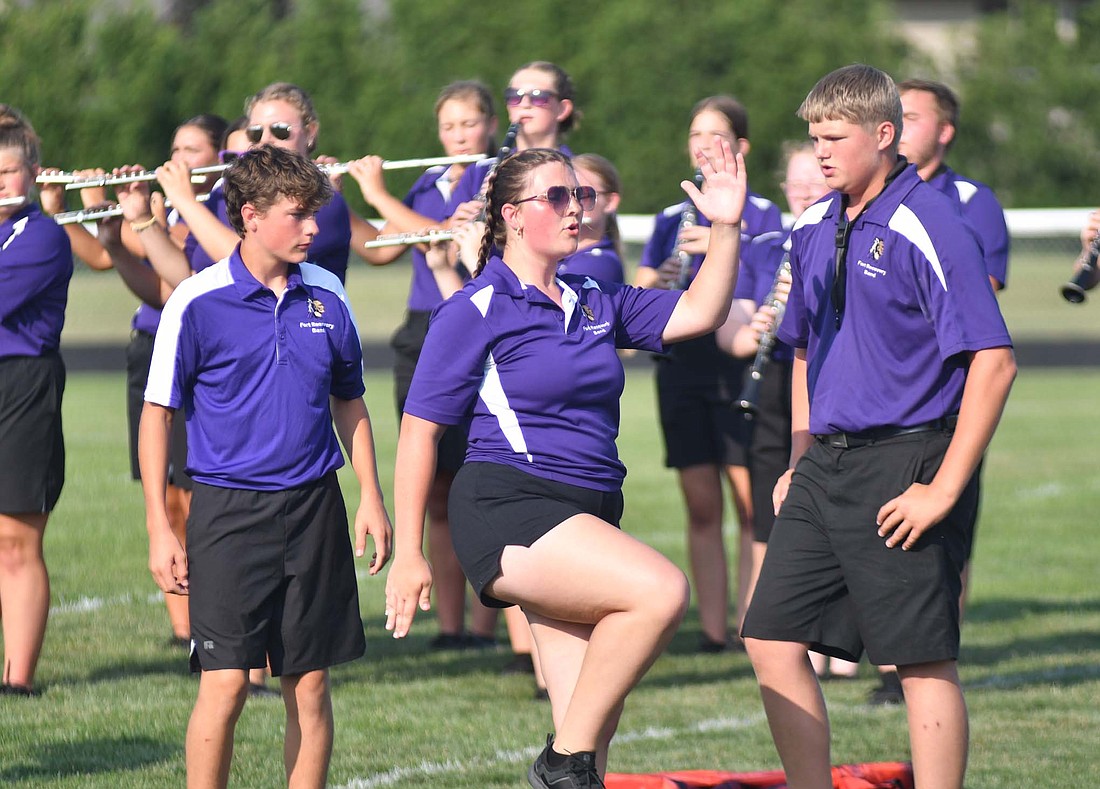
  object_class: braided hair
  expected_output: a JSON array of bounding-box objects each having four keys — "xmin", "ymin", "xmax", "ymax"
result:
[{"xmin": 473, "ymin": 147, "xmax": 572, "ymax": 277}]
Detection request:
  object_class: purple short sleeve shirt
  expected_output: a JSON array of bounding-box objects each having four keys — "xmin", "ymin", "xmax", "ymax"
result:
[
  {"xmin": 403, "ymin": 166, "xmax": 463, "ymax": 311},
  {"xmin": 186, "ymin": 184, "xmax": 353, "ymax": 282},
  {"xmin": 639, "ymin": 188, "xmax": 783, "ymax": 283},
  {"xmin": 777, "ymin": 164, "xmax": 1012, "ymax": 434},
  {"xmin": 1, "ymin": 205, "xmax": 72, "ymax": 359},
  {"xmin": 928, "ymin": 166, "xmax": 1010, "ymax": 288},
  {"xmin": 403, "ymin": 256, "xmax": 681, "ymax": 491},
  {"xmin": 556, "ymin": 236, "xmax": 625, "ymax": 284},
  {"xmin": 145, "ymin": 247, "xmax": 365, "ymax": 489}
]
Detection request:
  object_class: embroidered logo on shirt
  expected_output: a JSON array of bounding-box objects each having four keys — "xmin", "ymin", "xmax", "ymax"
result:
[
  {"xmin": 870, "ymin": 237, "xmax": 884, "ymax": 260},
  {"xmin": 581, "ymin": 304, "xmax": 595, "ymax": 321},
  {"xmin": 307, "ymin": 297, "xmax": 325, "ymax": 318}
]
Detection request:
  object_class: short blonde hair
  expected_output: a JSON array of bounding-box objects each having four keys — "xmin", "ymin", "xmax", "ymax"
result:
[{"xmin": 798, "ymin": 64, "xmax": 902, "ymax": 151}]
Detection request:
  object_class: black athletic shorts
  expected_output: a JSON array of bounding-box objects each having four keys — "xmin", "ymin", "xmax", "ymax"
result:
[
  {"xmin": 655, "ymin": 333, "xmax": 752, "ymax": 468},
  {"xmin": 448, "ymin": 462, "xmax": 624, "ymax": 608},
  {"xmin": 392, "ymin": 310, "xmax": 468, "ymax": 474},
  {"xmin": 126, "ymin": 330, "xmax": 191, "ymax": 489},
  {"xmin": 0, "ymin": 353, "xmax": 65, "ymax": 513},
  {"xmin": 745, "ymin": 360, "xmax": 792, "ymax": 543},
  {"xmin": 741, "ymin": 429, "xmax": 976, "ymax": 667},
  {"xmin": 186, "ymin": 472, "xmax": 365, "ymax": 675}
]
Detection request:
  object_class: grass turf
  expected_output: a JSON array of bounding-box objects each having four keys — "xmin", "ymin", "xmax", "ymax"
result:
[{"xmin": 0, "ymin": 367, "xmax": 1097, "ymax": 787}]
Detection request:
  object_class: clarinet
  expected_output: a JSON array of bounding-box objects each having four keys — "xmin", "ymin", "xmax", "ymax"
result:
[
  {"xmin": 1061, "ymin": 233, "xmax": 1100, "ymax": 304},
  {"xmin": 736, "ymin": 256, "xmax": 792, "ymax": 419},
  {"xmin": 475, "ymin": 122, "xmax": 520, "ymax": 220},
  {"xmin": 673, "ymin": 169, "xmax": 704, "ymax": 290}
]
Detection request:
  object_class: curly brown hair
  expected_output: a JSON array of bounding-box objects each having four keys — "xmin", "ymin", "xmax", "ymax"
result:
[{"xmin": 223, "ymin": 144, "xmax": 333, "ymax": 238}]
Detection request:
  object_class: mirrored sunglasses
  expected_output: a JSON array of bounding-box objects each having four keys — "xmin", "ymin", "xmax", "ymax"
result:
[
  {"xmin": 504, "ymin": 87, "xmax": 559, "ymax": 109},
  {"xmin": 514, "ymin": 185, "xmax": 597, "ymax": 214},
  {"xmin": 245, "ymin": 122, "xmax": 293, "ymax": 144}
]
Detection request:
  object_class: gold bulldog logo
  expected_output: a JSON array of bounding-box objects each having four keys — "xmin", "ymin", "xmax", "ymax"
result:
[
  {"xmin": 581, "ymin": 304, "xmax": 595, "ymax": 321},
  {"xmin": 307, "ymin": 298, "xmax": 325, "ymax": 318},
  {"xmin": 870, "ymin": 237, "xmax": 884, "ymax": 261}
]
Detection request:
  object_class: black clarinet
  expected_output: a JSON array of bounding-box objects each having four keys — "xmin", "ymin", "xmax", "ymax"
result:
[
  {"xmin": 736, "ymin": 256, "xmax": 792, "ymax": 419},
  {"xmin": 1061, "ymin": 233, "xmax": 1100, "ymax": 304},
  {"xmin": 475, "ymin": 122, "xmax": 520, "ymax": 217},
  {"xmin": 673, "ymin": 169, "xmax": 704, "ymax": 290}
]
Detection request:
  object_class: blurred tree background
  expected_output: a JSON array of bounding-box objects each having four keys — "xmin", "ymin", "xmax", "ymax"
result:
[{"xmin": 1, "ymin": 0, "xmax": 1097, "ymax": 214}]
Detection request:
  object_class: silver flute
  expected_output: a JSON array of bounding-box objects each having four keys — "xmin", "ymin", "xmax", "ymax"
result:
[
  {"xmin": 363, "ymin": 229, "xmax": 455, "ymax": 249},
  {"xmin": 53, "ymin": 192, "xmax": 211, "ymax": 226}
]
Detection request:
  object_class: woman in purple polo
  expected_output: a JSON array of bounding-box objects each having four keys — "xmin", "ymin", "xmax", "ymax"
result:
[
  {"xmin": 0, "ymin": 105, "xmax": 73, "ymax": 697},
  {"xmin": 387, "ymin": 143, "xmax": 747, "ymax": 788}
]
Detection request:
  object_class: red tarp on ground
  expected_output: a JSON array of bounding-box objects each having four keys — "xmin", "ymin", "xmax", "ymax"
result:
[{"xmin": 605, "ymin": 761, "xmax": 914, "ymax": 789}]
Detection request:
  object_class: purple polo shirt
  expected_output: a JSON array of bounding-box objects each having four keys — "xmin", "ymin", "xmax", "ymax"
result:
[
  {"xmin": 145, "ymin": 247, "xmax": 365, "ymax": 490},
  {"xmin": 778, "ymin": 163, "xmax": 1012, "ymax": 435},
  {"xmin": 1, "ymin": 205, "xmax": 72, "ymax": 359},
  {"xmin": 556, "ymin": 236, "xmax": 624, "ymax": 284},
  {"xmin": 447, "ymin": 144, "xmax": 575, "ymax": 213},
  {"xmin": 639, "ymin": 189, "xmax": 783, "ymax": 280},
  {"xmin": 735, "ymin": 229, "xmax": 794, "ymax": 364},
  {"xmin": 132, "ymin": 303, "xmax": 162, "ymax": 335},
  {"xmin": 185, "ymin": 184, "xmax": 353, "ymax": 282},
  {"xmin": 928, "ymin": 165, "xmax": 1010, "ymax": 288},
  {"xmin": 404, "ymin": 255, "xmax": 681, "ymax": 491},
  {"xmin": 403, "ymin": 166, "xmax": 463, "ymax": 311}
]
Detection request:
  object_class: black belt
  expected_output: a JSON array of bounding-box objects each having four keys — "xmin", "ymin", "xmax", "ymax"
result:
[{"xmin": 814, "ymin": 415, "xmax": 958, "ymax": 449}]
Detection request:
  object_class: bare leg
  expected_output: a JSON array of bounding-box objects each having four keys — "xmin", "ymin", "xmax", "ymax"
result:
[
  {"xmin": 677, "ymin": 464, "xmax": 728, "ymax": 645},
  {"xmin": 899, "ymin": 661, "xmax": 968, "ymax": 789},
  {"xmin": 488, "ymin": 514, "xmax": 689, "ymax": 757},
  {"xmin": 0, "ymin": 512, "xmax": 50, "ymax": 689},
  {"xmin": 744, "ymin": 637, "xmax": 832, "ymax": 789},
  {"xmin": 186, "ymin": 669, "xmax": 248, "ymax": 789},
  {"xmin": 282, "ymin": 669, "xmax": 334, "ymax": 789},
  {"xmin": 164, "ymin": 484, "xmax": 191, "ymax": 640},
  {"xmin": 724, "ymin": 464, "xmax": 754, "ymax": 636},
  {"xmin": 426, "ymin": 471, "xmax": 466, "ymax": 637}
]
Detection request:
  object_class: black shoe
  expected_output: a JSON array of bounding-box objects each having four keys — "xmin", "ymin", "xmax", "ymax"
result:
[
  {"xmin": 248, "ymin": 682, "xmax": 281, "ymax": 698},
  {"xmin": 528, "ymin": 735, "xmax": 604, "ymax": 788},
  {"xmin": 463, "ymin": 633, "xmax": 498, "ymax": 650},
  {"xmin": 698, "ymin": 635, "xmax": 730, "ymax": 653},
  {"xmin": 868, "ymin": 671, "xmax": 904, "ymax": 705},
  {"xmin": 503, "ymin": 653, "xmax": 536, "ymax": 675},
  {"xmin": 0, "ymin": 683, "xmax": 41, "ymax": 697},
  {"xmin": 533, "ymin": 686, "xmax": 550, "ymax": 702},
  {"xmin": 427, "ymin": 632, "xmax": 468, "ymax": 650}
]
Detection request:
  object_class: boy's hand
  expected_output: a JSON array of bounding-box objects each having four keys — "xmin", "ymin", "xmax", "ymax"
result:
[
  {"xmin": 148, "ymin": 521, "xmax": 189, "ymax": 595},
  {"xmin": 354, "ymin": 498, "xmax": 392, "ymax": 575},
  {"xmin": 384, "ymin": 555, "xmax": 433, "ymax": 638},
  {"xmin": 876, "ymin": 482, "xmax": 955, "ymax": 550},
  {"xmin": 772, "ymin": 469, "xmax": 794, "ymax": 516}
]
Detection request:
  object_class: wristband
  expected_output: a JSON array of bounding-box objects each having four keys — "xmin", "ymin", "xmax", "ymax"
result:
[{"xmin": 130, "ymin": 215, "xmax": 158, "ymax": 233}]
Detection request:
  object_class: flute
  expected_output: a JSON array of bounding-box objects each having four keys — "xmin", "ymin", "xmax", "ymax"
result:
[
  {"xmin": 64, "ymin": 171, "xmax": 208, "ymax": 191},
  {"xmin": 735, "ymin": 256, "xmax": 792, "ymax": 419},
  {"xmin": 53, "ymin": 192, "xmax": 211, "ymax": 226},
  {"xmin": 363, "ymin": 229, "xmax": 455, "ymax": 249},
  {"xmin": 0, "ymin": 196, "xmax": 26, "ymax": 207}
]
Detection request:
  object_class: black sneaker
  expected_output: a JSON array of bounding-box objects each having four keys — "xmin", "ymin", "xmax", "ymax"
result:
[
  {"xmin": 528, "ymin": 735, "xmax": 604, "ymax": 788},
  {"xmin": 0, "ymin": 683, "xmax": 41, "ymax": 697},
  {"xmin": 868, "ymin": 670, "xmax": 904, "ymax": 705},
  {"xmin": 427, "ymin": 632, "xmax": 468, "ymax": 650},
  {"xmin": 502, "ymin": 653, "xmax": 536, "ymax": 675}
]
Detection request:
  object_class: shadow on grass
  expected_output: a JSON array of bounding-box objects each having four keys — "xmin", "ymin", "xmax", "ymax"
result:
[{"xmin": 0, "ymin": 735, "xmax": 174, "ymax": 782}]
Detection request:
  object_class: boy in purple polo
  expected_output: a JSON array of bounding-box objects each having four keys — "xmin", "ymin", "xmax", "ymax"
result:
[
  {"xmin": 140, "ymin": 145, "xmax": 392, "ymax": 789},
  {"xmin": 740, "ymin": 65, "xmax": 1015, "ymax": 789}
]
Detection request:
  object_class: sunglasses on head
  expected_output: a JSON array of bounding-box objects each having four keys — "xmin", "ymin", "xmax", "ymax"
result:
[
  {"xmin": 504, "ymin": 87, "xmax": 559, "ymax": 109},
  {"xmin": 514, "ymin": 185, "xmax": 597, "ymax": 214},
  {"xmin": 245, "ymin": 122, "xmax": 293, "ymax": 144},
  {"xmin": 219, "ymin": 149, "xmax": 247, "ymax": 164}
]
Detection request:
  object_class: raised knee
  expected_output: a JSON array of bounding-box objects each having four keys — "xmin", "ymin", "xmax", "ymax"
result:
[{"xmin": 647, "ymin": 567, "xmax": 690, "ymax": 627}]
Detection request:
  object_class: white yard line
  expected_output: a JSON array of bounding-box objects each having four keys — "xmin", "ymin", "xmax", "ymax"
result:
[{"xmin": 336, "ymin": 714, "xmax": 765, "ymax": 788}]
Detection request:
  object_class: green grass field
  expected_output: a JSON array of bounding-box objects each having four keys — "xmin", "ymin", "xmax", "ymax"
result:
[{"xmin": 1, "ymin": 364, "xmax": 1098, "ymax": 787}]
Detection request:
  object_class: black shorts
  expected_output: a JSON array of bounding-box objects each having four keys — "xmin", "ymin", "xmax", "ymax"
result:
[
  {"xmin": 126, "ymin": 330, "xmax": 191, "ymax": 489},
  {"xmin": 741, "ymin": 429, "xmax": 976, "ymax": 667},
  {"xmin": 0, "ymin": 354, "xmax": 65, "ymax": 513},
  {"xmin": 186, "ymin": 472, "xmax": 365, "ymax": 675},
  {"xmin": 392, "ymin": 310, "xmax": 468, "ymax": 474},
  {"xmin": 655, "ymin": 334, "xmax": 752, "ymax": 468},
  {"xmin": 746, "ymin": 360, "xmax": 792, "ymax": 543},
  {"xmin": 448, "ymin": 462, "xmax": 624, "ymax": 608}
]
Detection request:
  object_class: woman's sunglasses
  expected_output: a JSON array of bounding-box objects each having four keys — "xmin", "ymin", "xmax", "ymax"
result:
[
  {"xmin": 514, "ymin": 185, "xmax": 597, "ymax": 215},
  {"xmin": 244, "ymin": 122, "xmax": 293, "ymax": 144},
  {"xmin": 504, "ymin": 88, "xmax": 559, "ymax": 109}
]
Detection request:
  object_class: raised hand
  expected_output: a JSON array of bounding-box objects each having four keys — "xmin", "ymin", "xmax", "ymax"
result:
[{"xmin": 680, "ymin": 138, "xmax": 746, "ymax": 228}]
